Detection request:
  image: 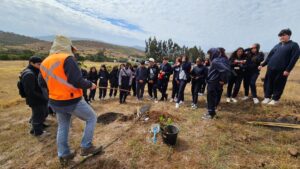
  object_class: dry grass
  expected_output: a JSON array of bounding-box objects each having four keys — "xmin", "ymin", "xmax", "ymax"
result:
[{"xmin": 0, "ymin": 61, "xmax": 300, "ymax": 169}]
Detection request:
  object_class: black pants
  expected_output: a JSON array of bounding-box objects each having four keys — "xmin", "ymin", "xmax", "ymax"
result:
[
  {"xmin": 148, "ymin": 81, "xmax": 158, "ymax": 99},
  {"xmin": 131, "ymin": 79, "xmax": 136, "ymax": 97},
  {"xmin": 89, "ymin": 89, "xmax": 96, "ymax": 100},
  {"xmin": 30, "ymin": 104, "xmax": 48, "ymax": 135},
  {"xmin": 109, "ymin": 82, "xmax": 118, "ymax": 97},
  {"xmin": 171, "ymin": 80, "xmax": 179, "ymax": 99},
  {"xmin": 136, "ymin": 81, "xmax": 146, "ymax": 99},
  {"xmin": 264, "ymin": 69, "xmax": 287, "ymax": 101},
  {"xmin": 192, "ymin": 80, "xmax": 205, "ymax": 104},
  {"xmin": 227, "ymin": 74, "xmax": 243, "ymax": 98},
  {"xmin": 158, "ymin": 79, "xmax": 169, "ymax": 100},
  {"xmin": 176, "ymin": 80, "xmax": 187, "ymax": 103},
  {"xmin": 200, "ymin": 81, "xmax": 206, "ymax": 94},
  {"xmin": 207, "ymin": 82, "xmax": 223, "ymax": 116},
  {"xmin": 243, "ymin": 72, "xmax": 259, "ymax": 98},
  {"xmin": 120, "ymin": 77, "xmax": 130, "ymax": 103},
  {"xmin": 99, "ymin": 82, "xmax": 108, "ymax": 99}
]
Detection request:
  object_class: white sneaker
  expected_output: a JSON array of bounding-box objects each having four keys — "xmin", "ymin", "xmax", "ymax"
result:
[
  {"xmin": 261, "ymin": 98, "xmax": 271, "ymax": 104},
  {"xmin": 191, "ymin": 105, "xmax": 197, "ymax": 109},
  {"xmin": 169, "ymin": 99, "xmax": 174, "ymax": 103},
  {"xmin": 253, "ymin": 98, "xmax": 259, "ymax": 104},
  {"xmin": 241, "ymin": 96, "xmax": 249, "ymax": 101},
  {"xmin": 268, "ymin": 100, "xmax": 279, "ymax": 106},
  {"xmin": 175, "ymin": 103, "xmax": 179, "ymax": 109},
  {"xmin": 154, "ymin": 99, "xmax": 158, "ymax": 103},
  {"xmin": 199, "ymin": 93, "xmax": 204, "ymax": 96},
  {"xmin": 226, "ymin": 98, "xmax": 231, "ymax": 103},
  {"xmin": 231, "ymin": 98, "xmax": 238, "ymax": 103},
  {"xmin": 179, "ymin": 101, "xmax": 184, "ymax": 105}
]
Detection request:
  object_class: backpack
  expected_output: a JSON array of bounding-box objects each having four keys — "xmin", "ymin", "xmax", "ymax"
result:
[{"xmin": 17, "ymin": 69, "xmax": 32, "ymax": 98}]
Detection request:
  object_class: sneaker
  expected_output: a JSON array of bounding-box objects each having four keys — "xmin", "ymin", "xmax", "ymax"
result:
[
  {"xmin": 81, "ymin": 145, "xmax": 103, "ymax": 156},
  {"xmin": 198, "ymin": 93, "xmax": 204, "ymax": 96},
  {"xmin": 169, "ymin": 98, "xmax": 174, "ymax": 102},
  {"xmin": 154, "ymin": 99, "xmax": 158, "ymax": 103},
  {"xmin": 241, "ymin": 96, "xmax": 249, "ymax": 101},
  {"xmin": 268, "ymin": 100, "xmax": 279, "ymax": 106},
  {"xmin": 191, "ymin": 105, "xmax": 197, "ymax": 109},
  {"xmin": 175, "ymin": 103, "xmax": 179, "ymax": 109},
  {"xmin": 179, "ymin": 101, "xmax": 184, "ymax": 105},
  {"xmin": 231, "ymin": 98, "xmax": 238, "ymax": 103},
  {"xmin": 226, "ymin": 98, "xmax": 231, "ymax": 103},
  {"xmin": 59, "ymin": 150, "xmax": 76, "ymax": 166},
  {"xmin": 253, "ymin": 98, "xmax": 260, "ymax": 104},
  {"xmin": 202, "ymin": 113, "xmax": 213, "ymax": 120},
  {"xmin": 30, "ymin": 130, "xmax": 50, "ymax": 137},
  {"xmin": 261, "ymin": 98, "xmax": 271, "ymax": 104}
]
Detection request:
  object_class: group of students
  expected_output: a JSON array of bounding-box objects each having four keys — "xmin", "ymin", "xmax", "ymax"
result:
[{"xmin": 19, "ymin": 29, "xmax": 299, "ymax": 163}]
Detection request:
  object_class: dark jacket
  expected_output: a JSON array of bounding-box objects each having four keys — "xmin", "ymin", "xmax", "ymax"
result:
[
  {"xmin": 22, "ymin": 65, "xmax": 48, "ymax": 107},
  {"xmin": 109, "ymin": 69, "xmax": 119, "ymax": 85},
  {"xmin": 245, "ymin": 50, "xmax": 265, "ymax": 73},
  {"xmin": 160, "ymin": 63, "xmax": 172, "ymax": 80},
  {"xmin": 81, "ymin": 69, "xmax": 88, "ymax": 79},
  {"xmin": 136, "ymin": 66, "xmax": 148, "ymax": 82},
  {"xmin": 88, "ymin": 71, "xmax": 98, "ymax": 84},
  {"xmin": 148, "ymin": 65, "xmax": 160, "ymax": 82},
  {"xmin": 172, "ymin": 64, "xmax": 181, "ymax": 81},
  {"xmin": 98, "ymin": 70, "xmax": 110, "ymax": 84},
  {"xmin": 207, "ymin": 48, "xmax": 231, "ymax": 84},
  {"xmin": 191, "ymin": 64, "xmax": 208, "ymax": 82},
  {"xmin": 229, "ymin": 55, "xmax": 247, "ymax": 75},
  {"xmin": 178, "ymin": 61, "xmax": 192, "ymax": 81},
  {"xmin": 262, "ymin": 40, "xmax": 300, "ymax": 72},
  {"xmin": 39, "ymin": 56, "xmax": 92, "ymax": 107}
]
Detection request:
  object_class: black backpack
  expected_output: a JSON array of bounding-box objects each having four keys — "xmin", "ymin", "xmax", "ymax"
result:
[{"xmin": 17, "ymin": 69, "xmax": 32, "ymax": 98}]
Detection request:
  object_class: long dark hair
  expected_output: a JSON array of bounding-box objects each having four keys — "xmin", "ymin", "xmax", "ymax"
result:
[
  {"xmin": 218, "ymin": 47, "xmax": 228, "ymax": 58},
  {"xmin": 89, "ymin": 66, "xmax": 97, "ymax": 74},
  {"xmin": 230, "ymin": 47, "xmax": 244, "ymax": 59}
]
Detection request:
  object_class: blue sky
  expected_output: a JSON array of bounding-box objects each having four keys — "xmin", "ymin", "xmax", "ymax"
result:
[{"xmin": 0, "ymin": 0, "xmax": 299, "ymax": 52}]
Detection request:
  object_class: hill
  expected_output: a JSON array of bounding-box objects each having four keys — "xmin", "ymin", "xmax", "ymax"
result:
[{"xmin": 0, "ymin": 31, "xmax": 145, "ymax": 59}]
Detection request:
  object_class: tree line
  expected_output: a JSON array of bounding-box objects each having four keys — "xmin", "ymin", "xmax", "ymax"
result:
[{"xmin": 145, "ymin": 37, "xmax": 205, "ymax": 62}]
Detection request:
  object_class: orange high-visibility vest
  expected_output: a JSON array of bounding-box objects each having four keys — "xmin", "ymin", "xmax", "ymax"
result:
[{"xmin": 40, "ymin": 53, "xmax": 83, "ymax": 100}]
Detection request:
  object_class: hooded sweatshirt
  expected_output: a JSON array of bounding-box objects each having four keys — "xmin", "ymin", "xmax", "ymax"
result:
[{"xmin": 207, "ymin": 48, "xmax": 231, "ymax": 84}]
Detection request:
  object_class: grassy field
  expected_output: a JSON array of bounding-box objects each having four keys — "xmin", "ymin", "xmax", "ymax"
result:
[{"xmin": 0, "ymin": 60, "xmax": 300, "ymax": 169}]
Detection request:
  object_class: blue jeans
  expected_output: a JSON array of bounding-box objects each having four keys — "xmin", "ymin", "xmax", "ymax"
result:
[{"xmin": 55, "ymin": 99, "xmax": 97, "ymax": 157}]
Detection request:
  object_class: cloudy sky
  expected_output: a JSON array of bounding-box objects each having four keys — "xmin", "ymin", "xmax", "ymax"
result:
[{"xmin": 1, "ymin": 0, "xmax": 299, "ymax": 51}]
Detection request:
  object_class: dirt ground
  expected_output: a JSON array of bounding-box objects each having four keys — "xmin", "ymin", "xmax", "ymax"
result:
[{"xmin": 0, "ymin": 61, "xmax": 300, "ymax": 169}]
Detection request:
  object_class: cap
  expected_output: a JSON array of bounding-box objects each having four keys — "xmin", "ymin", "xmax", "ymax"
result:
[
  {"xmin": 149, "ymin": 58, "xmax": 155, "ymax": 62},
  {"xmin": 29, "ymin": 56, "xmax": 42, "ymax": 63}
]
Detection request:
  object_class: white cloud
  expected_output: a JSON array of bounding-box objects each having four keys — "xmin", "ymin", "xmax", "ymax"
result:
[{"xmin": 1, "ymin": 0, "xmax": 300, "ymax": 51}]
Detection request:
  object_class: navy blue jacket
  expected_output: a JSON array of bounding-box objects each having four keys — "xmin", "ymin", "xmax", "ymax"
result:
[
  {"xmin": 245, "ymin": 50, "xmax": 264, "ymax": 73},
  {"xmin": 109, "ymin": 69, "xmax": 119, "ymax": 85},
  {"xmin": 136, "ymin": 66, "xmax": 148, "ymax": 82},
  {"xmin": 207, "ymin": 48, "xmax": 231, "ymax": 84},
  {"xmin": 262, "ymin": 40, "xmax": 300, "ymax": 72},
  {"xmin": 88, "ymin": 71, "xmax": 98, "ymax": 84},
  {"xmin": 191, "ymin": 64, "xmax": 208, "ymax": 82}
]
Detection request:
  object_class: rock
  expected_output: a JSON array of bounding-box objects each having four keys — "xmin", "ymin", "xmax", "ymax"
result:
[{"xmin": 288, "ymin": 148, "xmax": 298, "ymax": 157}]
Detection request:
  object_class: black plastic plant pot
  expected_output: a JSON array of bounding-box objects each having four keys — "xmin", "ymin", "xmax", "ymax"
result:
[{"xmin": 161, "ymin": 125, "xmax": 179, "ymax": 146}]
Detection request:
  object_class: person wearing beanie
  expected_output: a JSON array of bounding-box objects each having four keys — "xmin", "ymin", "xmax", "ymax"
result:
[
  {"xmin": 259, "ymin": 29, "xmax": 300, "ymax": 105},
  {"xmin": 135, "ymin": 60, "xmax": 148, "ymax": 101},
  {"xmin": 21, "ymin": 56, "xmax": 49, "ymax": 136},
  {"xmin": 39, "ymin": 35, "xmax": 98, "ymax": 163},
  {"xmin": 242, "ymin": 43, "xmax": 265, "ymax": 104}
]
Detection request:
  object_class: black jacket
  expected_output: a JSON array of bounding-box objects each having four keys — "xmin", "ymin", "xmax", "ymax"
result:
[
  {"xmin": 191, "ymin": 64, "xmax": 208, "ymax": 82},
  {"xmin": 22, "ymin": 65, "xmax": 48, "ymax": 107},
  {"xmin": 160, "ymin": 63, "xmax": 172, "ymax": 80},
  {"xmin": 98, "ymin": 70, "xmax": 110, "ymax": 84},
  {"xmin": 88, "ymin": 71, "xmax": 98, "ymax": 84},
  {"xmin": 245, "ymin": 50, "xmax": 264, "ymax": 73},
  {"xmin": 148, "ymin": 65, "xmax": 160, "ymax": 82},
  {"xmin": 229, "ymin": 55, "xmax": 247, "ymax": 76},
  {"xmin": 109, "ymin": 69, "xmax": 119, "ymax": 85},
  {"xmin": 262, "ymin": 40, "xmax": 300, "ymax": 72},
  {"xmin": 172, "ymin": 64, "xmax": 181, "ymax": 81}
]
